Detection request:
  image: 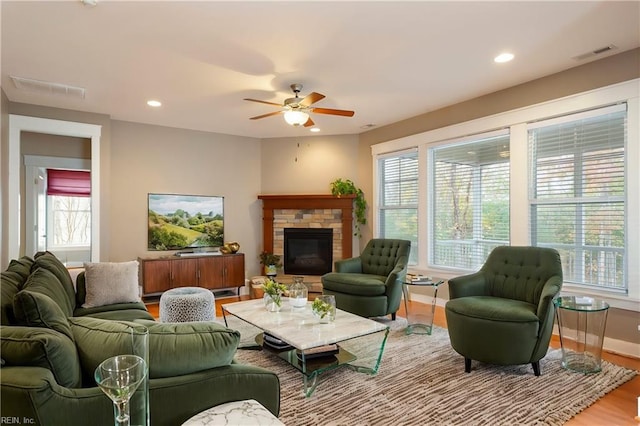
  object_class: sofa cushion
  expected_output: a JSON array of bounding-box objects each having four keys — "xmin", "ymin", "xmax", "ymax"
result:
[
  {"xmin": 21, "ymin": 267, "xmax": 75, "ymax": 317},
  {"xmin": 6, "ymin": 256, "xmax": 34, "ymax": 282},
  {"xmin": 82, "ymin": 261, "xmax": 141, "ymax": 308},
  {"xmin": 13, "ymin": 290, "xmax": 74, "ymax": 340},
  {"xmin": 321, "ymin": 272, "xmax": 387, "ymax": 296},
  {"xmin": 74, "ymin": 304, "xmax": 155, "ymax": 321},
  {"xmin": 69, "ymin": 316, "xmax": 240, "ymax": 382},
  {"xmin": 445, "ymin": 296, "xmax": 539, "ymax": 323},
  {"xmin": 134, "ymin": 319, "xmax": 240, "ymax": 378},
  {"xmin": 33, "ymin": 251, "xmax": 77, "ymax": 307},
  {"xmin": 0, "ymin": 325, "xmax": 82, "ymax": 388},
  {"xmin": 1, "ymin": 271, "xmax": 23, "ymax": 325}
]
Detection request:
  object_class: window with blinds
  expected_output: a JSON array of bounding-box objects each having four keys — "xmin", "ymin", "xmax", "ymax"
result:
[
  {"xmin": 378, "ymin": 150, "xmax": 419, "ymax": 264},
  {"xmin": 528, "ymin": 104, "xmax": 626, "ymax": 291},
  {"xmin": 46, "ymin": 168, "xmax": 92, "ymax": 249},
  {"xmin": 429, "ymin": 131, "xmax": 510, "ymax": 270}
]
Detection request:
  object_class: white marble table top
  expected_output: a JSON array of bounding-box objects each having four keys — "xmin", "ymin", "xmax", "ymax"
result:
[
  {"xmin": 182, "ymin": 399, "xmax": 283, "ymax": 426},
  {"xmin": 222, "ymin": 298, "xmax": 388, "ymax": 350}
]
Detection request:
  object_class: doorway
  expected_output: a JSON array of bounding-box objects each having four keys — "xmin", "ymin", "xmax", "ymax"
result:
[{"xmin": 7, "ymin": 115, "xmax": 101, "ymax": 265}]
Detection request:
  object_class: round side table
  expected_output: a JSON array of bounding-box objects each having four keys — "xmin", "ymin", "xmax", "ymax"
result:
[
  {"xmin": 402, "ymin": 278, "xmax": 445, "ymax": 335},
  {"xmin": 554, "ymin": 296, "xmax": 609, "ymax": 373}
]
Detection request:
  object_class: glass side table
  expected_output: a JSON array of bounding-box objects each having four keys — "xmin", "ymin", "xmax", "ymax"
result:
[
  {"xmin": 402, "ymin": 278, "xmax": 445, "ymax": 335},
  {"xmin": 554, "ymin": 296, "xmax": 609, "ymax": 373}
]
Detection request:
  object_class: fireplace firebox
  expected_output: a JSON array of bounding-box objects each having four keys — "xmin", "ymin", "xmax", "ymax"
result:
[{"xmin": 284, "ymin": 228, "xmax": 333, "ymax": 276}]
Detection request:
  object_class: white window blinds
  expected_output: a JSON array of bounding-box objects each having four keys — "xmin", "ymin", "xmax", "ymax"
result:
[
  {"xmin": 430, "ymin": 131, "xmax": 510, "ymax": 270},
  {"xmin": 378, "ymin": 150, "xmax": 418, "ymax": 264},
  {"xmin": 528, "ymin": 104, "xmax": 626, "ymax": 291}
]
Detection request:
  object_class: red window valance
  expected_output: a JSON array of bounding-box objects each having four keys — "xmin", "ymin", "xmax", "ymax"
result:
[{"xmin": 47, "ymin": 169, "xmax": 91, "ymax": 197}]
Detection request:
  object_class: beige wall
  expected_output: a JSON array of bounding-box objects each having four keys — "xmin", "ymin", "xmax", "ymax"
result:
[
  {"xmin": 357, "ymin": 48, "xmax": 640, "ymax": 349},
  {"xmin": 1, "ymin": 104, "xmax": 362, "ymax": 276},
  {"xmin": 109, "ymin": 120, "xmax": 263, "ymax": 275},
  {"xmin": 259, "ymin": 134, "xmax": 359, "ymax": 194}
]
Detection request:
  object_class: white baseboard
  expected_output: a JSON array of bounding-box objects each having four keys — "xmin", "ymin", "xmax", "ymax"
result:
[{"xmin": 409, "ymin": 293, "xmax": 639, "ymax": 360}]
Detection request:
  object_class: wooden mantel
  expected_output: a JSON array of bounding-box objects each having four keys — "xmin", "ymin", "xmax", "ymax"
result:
[{"xmin": 258, "ymin": 194, "xmax": 356, "ymax": 259}]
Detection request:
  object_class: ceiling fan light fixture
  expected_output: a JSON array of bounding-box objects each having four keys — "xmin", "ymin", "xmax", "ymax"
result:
[{"xmin": 284, "ymin": 110, "xmax": 309, "ymax": 126}]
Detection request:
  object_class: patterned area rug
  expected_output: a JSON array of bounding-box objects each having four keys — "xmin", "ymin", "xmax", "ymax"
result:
[{"xmin": 230, "ymin": 317, "xmax": 637, "ymax": 425}]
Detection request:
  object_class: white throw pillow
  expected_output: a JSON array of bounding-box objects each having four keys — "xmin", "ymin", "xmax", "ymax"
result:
[{"xmin": 82, "ymin": 261, "xmax": 141, "ymax": 308}]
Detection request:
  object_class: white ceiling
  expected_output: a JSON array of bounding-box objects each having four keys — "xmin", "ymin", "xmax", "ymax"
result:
[{"xmin": 2, "ymin": 1, "xmax": 639, "ymax": 139}]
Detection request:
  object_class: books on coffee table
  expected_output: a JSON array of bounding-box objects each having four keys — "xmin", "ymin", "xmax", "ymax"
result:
[
  {"xmin": 296, "ymin": 344, "xmax": 339, "ymax": 360},
  {"xmin": 263, "ymin": 332, "xmax": 293, "ymax": 351}
]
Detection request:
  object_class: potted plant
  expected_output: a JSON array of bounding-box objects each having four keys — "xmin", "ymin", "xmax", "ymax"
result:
[
  {"xmin": 330, "ymin": 178, "xmax": 367, "ymax": 237},
  {"xmin": 312, "ymin": 295, "xmax": 336, "ymax": 323},
  {"xmin": 262, "ymin": 278, "xmax": 287, "ymax": 312},
  {"xmin": 259, "ymin": 251, "xmax": 282, "ymax": 276}
]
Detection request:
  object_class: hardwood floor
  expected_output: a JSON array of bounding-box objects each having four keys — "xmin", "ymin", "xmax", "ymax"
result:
[{"xmin": 146, "ymin": 296, "xmax": 640, "ymax": 425}]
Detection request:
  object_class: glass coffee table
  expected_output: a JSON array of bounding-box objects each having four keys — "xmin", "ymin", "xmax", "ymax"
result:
[
  {"xmin": 222, "ymin": 298, "xmax": 389, "ymax": 397},
  {"xmin": 402, "ymin": 278, "xmax": 445, "ymax": 335}
]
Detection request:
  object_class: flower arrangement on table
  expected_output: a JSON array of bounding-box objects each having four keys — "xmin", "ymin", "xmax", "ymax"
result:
[
  {"xmin": 312, "ymin": 297, "xmax": 333, "ymax": 320},
  {"xmin": 263, "ymin": 278, "xmax": 288, "ymax": 308}
]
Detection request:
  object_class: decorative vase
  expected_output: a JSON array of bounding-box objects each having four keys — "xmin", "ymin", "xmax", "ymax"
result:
[
  {"xmin": 312, "ymin": 295, "xmax": 336, "ymax": 323},
  {"xmin": 263, "ymin": 293, "xmax": 282, "ymax": 312},
  {"xmin": 289, "ymin": 276, "xmax": 308, "ymax": 309},
  {"xmin": 264, "ymin": 264, "xmax": 277, "ymax": 277}
]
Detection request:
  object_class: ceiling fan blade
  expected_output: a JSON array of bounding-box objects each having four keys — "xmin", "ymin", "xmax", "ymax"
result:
[
  {"xmin": 249, "ymin": 111, "xmax": 283, "ymax": 120},
  {"xmin": 303, "ymin": 117, "xmax": 315, "ymax": 127},
  {"xmin": 244, "ymin": 98, "xmax": 282, "ymax": 107},
  {"xmin": 299, "ymin": 92, "xmax": 325, "ymax": 107},
  {"xmin": 311, "ymin": 107, "xmax": 355, "ymax": 117}
]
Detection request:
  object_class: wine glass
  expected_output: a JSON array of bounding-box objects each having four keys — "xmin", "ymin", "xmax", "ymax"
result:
[{"xmin": 95, "ymin": 355, "xmax": 147, "ymax": 426}]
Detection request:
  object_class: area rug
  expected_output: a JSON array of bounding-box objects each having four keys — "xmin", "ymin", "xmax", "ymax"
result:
[{"xmin": 230, "ymin": 317, "xmax": 637, "ymax": 425}]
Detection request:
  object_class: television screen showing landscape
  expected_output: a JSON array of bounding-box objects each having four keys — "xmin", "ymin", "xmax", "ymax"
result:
[{"xmin": 148, "ymin": 193, "xmax": 224, "ymax": 251}]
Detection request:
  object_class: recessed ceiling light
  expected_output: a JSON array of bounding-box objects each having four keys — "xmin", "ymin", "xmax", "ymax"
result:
[
  {"xmin": 360, "ymin": 124, "xmax": 377, "ymax": 129},
  {"xmin": 494, "ymin": 53, "xmax": 514, "ymax": 63},
  {"xmin": 147, "ymin": 100, "xmax": 162, "ymax": 107},
  {"xmin": 310, "ymin": 128, "xmax": 320, "ymax": 133}
]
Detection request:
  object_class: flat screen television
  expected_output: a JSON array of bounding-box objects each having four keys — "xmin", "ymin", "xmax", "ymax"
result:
[{"xmin": 148, "ymin": 193, "xmax": 224, "ymax": 251}]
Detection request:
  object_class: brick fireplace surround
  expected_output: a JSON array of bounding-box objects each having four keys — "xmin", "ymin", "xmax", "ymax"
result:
[{"xmin": 257, "ymin": 194, "xmax": 356, "ymax": 270}]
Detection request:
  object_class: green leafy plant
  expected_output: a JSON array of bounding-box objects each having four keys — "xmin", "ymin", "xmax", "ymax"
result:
[
  {"xmin": 263, "ymin": 278, "xmax": 287, "ymax": 307},
  {"xmin": 259, "ymin": 251, "xmax": 282, "ymax": 267},
  {"xmin": 330, "ymin": 178, "xmax": 367, "ymax": 236},
  {"xmin": 312, "ymin": 298, "xmax": 333, "ymax": 319}
]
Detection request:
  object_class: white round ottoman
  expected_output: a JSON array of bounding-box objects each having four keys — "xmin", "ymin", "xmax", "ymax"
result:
[{"xmin": 159, "ymin": 287, "xmax": 215, "ymax": 322}]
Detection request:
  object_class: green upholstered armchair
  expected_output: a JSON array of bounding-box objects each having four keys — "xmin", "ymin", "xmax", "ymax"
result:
[
  {"xmin": 445, "ymin": 246, "xmax": 563, "ymax": 376},
  {"xmin": 321, "ymin": 239, "xmax": 411, "ymax": 320}
]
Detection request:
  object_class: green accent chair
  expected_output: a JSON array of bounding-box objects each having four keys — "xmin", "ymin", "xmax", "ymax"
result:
[
  {"xmin": 321, "ymin": 239, "xmax": 411, "ymax": 320},
  {"xmin": 445, "ymin": 246, "xmax": 563, "ymax": 376}
]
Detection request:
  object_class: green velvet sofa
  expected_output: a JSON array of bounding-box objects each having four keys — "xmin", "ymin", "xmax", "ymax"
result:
[
  {"xmin": 321, "ymin": 239, "xmax": 411, "ymax": 320},
  {"xmin": 1, "ymin": 252, "xmax": 280, "ymax": 425}
]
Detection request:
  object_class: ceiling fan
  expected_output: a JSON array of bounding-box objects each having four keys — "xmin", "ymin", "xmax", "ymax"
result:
[{"xmin": 244, "ymin": 84, "xmax": 355, "ymax": 127}]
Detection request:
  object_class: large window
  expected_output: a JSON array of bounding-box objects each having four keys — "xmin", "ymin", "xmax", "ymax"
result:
[
  {"xmin": 528, "ymin": 104, "xmax": 626, "ymax": 292},
  {"xmin": 429, "ymin": 131, "xmax": 510, "ymax": 270},
  {"xmin": 372, "ymin": 80, "xmax": 637, "ymax": 308},
  {"xmin": 378, "ymin": 150, "xmax": 418, "ymax": 264}
]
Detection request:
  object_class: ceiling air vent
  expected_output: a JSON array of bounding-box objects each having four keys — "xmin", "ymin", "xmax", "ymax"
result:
[
  {"xmin": 572, "ymin": 45, "xmax": 618, "ymax": 61},
  {"xmin": 10, "ymin": 76, "xmax": 86, "ymax": 99}
]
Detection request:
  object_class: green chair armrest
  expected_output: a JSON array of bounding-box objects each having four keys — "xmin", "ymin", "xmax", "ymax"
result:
[
  {"xmin": 447, "ymin": 271, "xmax": 487, "ymax": 299},
  {"xmin": 335, "ymin": 257, "xmax": 362, "ymax": 273},
  {"xmin": 536, "ymin": 276, "xmax": 563, "ymax": 320}
]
